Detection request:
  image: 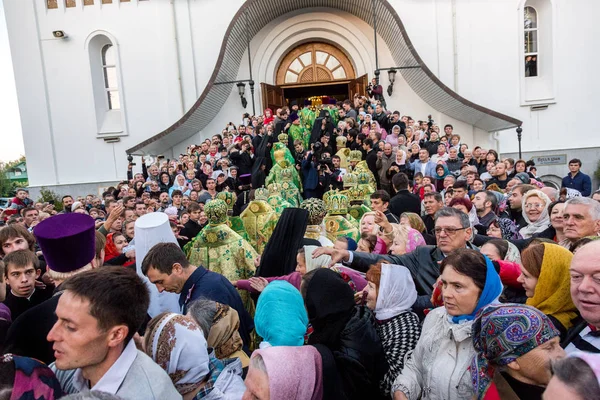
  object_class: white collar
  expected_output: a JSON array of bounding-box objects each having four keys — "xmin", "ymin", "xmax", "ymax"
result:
[
  {"xmin": 72, "ymin": 340, "xmax": 138, "ymax": 394},
  {"xmin": 10, "ymin": 288, "xmax": 35, "ymax": 300}
]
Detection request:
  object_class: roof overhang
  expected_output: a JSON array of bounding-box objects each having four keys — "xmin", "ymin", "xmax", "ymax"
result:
[{"xmin": 127, "ymin": 0, "xmax": 522, "ymax": 156}]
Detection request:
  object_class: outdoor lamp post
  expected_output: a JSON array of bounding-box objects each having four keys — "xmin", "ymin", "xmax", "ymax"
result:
[
  {"xmin": 387, "ymin": 68, "xmax": 397, "ymax": 96},
  {"xmin": 237, "ymin": 82, "xmax": 248, "ymax": 109}
]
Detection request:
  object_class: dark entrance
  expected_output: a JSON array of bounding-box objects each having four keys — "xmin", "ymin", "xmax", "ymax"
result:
[{"xmin": 261, "ymin": 74, "xmax": 368, "ymax": 111}]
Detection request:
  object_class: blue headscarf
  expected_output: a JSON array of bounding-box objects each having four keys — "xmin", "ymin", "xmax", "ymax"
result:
[
  {"xmin": 255, "ymin": 281, "xmax": 308, "ymax": 347},
  {"xmin": 451, "ymin": 255, "xmax": 503, "ymax": 324},
  {"xmin": 345, "ymin": 237, "xmax": 358, "ymax": 251}
]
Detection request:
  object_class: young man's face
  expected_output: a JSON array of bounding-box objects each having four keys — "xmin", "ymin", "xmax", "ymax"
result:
[
  {"xmin": 172, "ymin": 195, "xmax": 182, "ymax": 206},
  {"xmin": 370, "ymin": 198, "xmax": 387, "ymax": 212},
  {"xmin": 569, "ymin": 162, "xmax": 581, "ymax": 174},
  {"xmin": 7, "ymin": 263, "xmax": 39, "ymax": 297},
  {"xmin": 48, "ymin": 291, "xmax": 119, "ymax": 371},
  {"xmin": 189, "ymin": 210, "xmax": 201, "ymax": 222},
  {"xmin": 2, "ymin": 236, "xmax": 29, "ymax": 256}
]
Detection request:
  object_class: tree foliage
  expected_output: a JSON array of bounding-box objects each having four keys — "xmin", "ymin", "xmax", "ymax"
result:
[
  {"xmin": 37, "ymin": 187, "xmax": 64, "ymax": 212},
  {"xmin": 0, "ymin": 156, "xmax": 28, "ymax": 198}
]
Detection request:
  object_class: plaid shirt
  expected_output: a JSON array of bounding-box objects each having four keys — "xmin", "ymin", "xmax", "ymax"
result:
[{"xmin": 194, "ymin": 353, "xmax": 229, "ymax": 399}]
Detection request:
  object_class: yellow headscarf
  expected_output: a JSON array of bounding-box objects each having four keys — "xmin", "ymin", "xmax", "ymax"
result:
[{"xmin": 526, "ymin": 243, "xmax": 577, "ymax": 330}]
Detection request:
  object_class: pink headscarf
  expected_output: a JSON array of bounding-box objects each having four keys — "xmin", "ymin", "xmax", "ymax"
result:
[
  {"xmin": 373, "ymin": 236, "xmax": 388, "ymax": 254},
  {"xmin": 405, "ymin": 228, "xmax": 426, "ymax": 253},
  {"xmin": 252, "ymin": 346, "xmax": 323, "ymax": 400}
]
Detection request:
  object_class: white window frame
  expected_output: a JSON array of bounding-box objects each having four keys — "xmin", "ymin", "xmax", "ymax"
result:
[
  {"xmin": 101, "ymin": 44, "xmax": 121, "ymax": 110},
  {"xmin": 524, "ymin": 6, "xmax": 539, "ymax": 78}
]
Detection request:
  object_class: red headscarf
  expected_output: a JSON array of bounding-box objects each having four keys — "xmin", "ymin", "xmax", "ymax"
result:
[
  {"xmin": 263, "ymin": 108, "xmax": 274, "ymax": 125},
  {"xmin": 104, "ymin": 232, "xmax": 135, "ymax": 267}
]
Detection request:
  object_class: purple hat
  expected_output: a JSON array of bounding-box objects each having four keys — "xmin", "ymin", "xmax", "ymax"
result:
[
  {"xmin": 240, "ymin": 174, "xmax": 252, "ymax": 185},
  {"xmin": 290, "ymin": 113, "xmax": 299, "ymax": 122},
  {"xmin": 34, "ymin": 213, "xmax": 96, "ymax": 273}
]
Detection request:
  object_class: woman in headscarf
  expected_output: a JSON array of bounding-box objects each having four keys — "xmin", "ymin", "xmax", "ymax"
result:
[
  {"xmin": 471, "ymin": 304, "xmax": 564, "ymax": 400},
  {"xmin": 263, "ymin": 108, "xmax": 274, "ymax": 125},
  {"xmin": 486, "ymin": 218, "xmax": 523, "ymax": 241},
  {"xmin": 186, "ymin": 300, "xmax": 250, "ymax": 368},
  {"xmin": 257, "ymin": 208, "xmax": 308, "ymax": 277},
  {"xmin": 364, "ymin": 264, "xmax": 421, "ymax": 397},
  {"xmin": 103, "ymin": 232, "xmax": 135, "ymax": 269},
  {"xmin": 385, "ymin": 125, "xmax": 402, "ymax": 147},
  {"xmin": 400, "ymin": 212, "xmax": 436, "ymax": 245},
  {"xmin": 158, "ymin": 171, "xmax": 172, "ymax": 193},
  {"xmin": 386, "ymin": 148, "xmax": 407, "ymax": 190},
  {"xmin": 144, "ymin": 312, "xmax": 246, "ymax": 399},
  {"xmin": 374, "ymin": 212, "xmax": 425, "ymax": 255},
  {"xmin": 244, "ymin": 346, "xmax": 323, "ymax": 400},
  {"xmin": 302, "ymin": 268, "xmax": 388, "ymax": 400},
  {"xmin": 518, "ymin": 242, "xmax": 578, "ymax": 339},
  {"xmin": 544, "ymin": 352, "xmax": 600, "ymax": 400},
  {"xmin": 519, "ymin": 189, "xmax": 552, "ymax": 239},
  {"xmin": 169, "ymin": 174, "xmax": 191, "ymax": 197},
  {"xmin": 254, "ymin": 281, "xmax": 308, "ymax": 349},
  {"xmin": 434, "ymin": 164, "xmax": 451, "ymax": 192},
  {"xmin": 392, "ymin": 249, "xmax": 503, "ymax": 400},
  {"xmin": 0, "ymin": 354, "xmax": 63, "ymax": 400}
]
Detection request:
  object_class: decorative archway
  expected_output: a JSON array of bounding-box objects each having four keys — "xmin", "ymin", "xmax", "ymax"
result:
[{"xmin": 276, "ymin": 42, "xmax": 356, "ymax": 86}]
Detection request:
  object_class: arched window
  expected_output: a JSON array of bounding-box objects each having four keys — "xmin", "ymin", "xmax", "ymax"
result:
[
  {"xmin": 276, "ymin": 42, "xmax": 356, "ymax": 85},
  {"xmin": 524, "ymin": 6, "xmax": 538, "ymax": 77},
  {"xmin": 87, "ymin": 33, "xmax": 127, "ymax": 136},
  {"xmin": 102, "ymin": 44, "xmax": 121, "ymax": 110}
]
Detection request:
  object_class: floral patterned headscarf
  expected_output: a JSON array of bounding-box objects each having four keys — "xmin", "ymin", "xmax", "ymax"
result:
[{"xmin": 470, "ymin": 304, "xmax": 559, "ymax": 399}]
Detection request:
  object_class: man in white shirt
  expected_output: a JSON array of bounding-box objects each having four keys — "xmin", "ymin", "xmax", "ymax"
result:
[{"xmin": 49, "ymin": 267, "xmax": 181, "ymax": 399}]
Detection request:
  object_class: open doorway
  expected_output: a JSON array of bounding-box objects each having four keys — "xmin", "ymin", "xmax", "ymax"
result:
[{"xmin": 261, "ymin": 74, "xmax": 368, "ymax": 111}]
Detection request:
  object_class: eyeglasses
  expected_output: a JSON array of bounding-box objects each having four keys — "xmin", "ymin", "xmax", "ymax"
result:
[
  {"xmin": 434, "ymin": 227, "xmax": 467, "ymax": 235},
  {"xmin": 525, "ymin": 203, "xmax": 544, "ymax": 209}
]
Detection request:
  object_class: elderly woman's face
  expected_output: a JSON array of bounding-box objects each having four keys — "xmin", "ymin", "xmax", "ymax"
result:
[
  {"xmin": 390, "ymin": 235, "xmax": 407, "ymax": 256},
  {"xmin": 441, "ymin": 265, "xmax": 481, "ymax": 317},
  {"xmin": 113, "ymin": 234, "xmax": 128, "ymax": 252},
  {"xmin": 360, "ymin": 215, "xmax": 377, "ymax": 235},
  {"xmin": 525, "ymin": 195, "xmax": 546, "ymax": 222},
  {"xmin": 486, "ymin": 223, "xmax": 503, "ymax": 238},
  {"xmin": 365, "ymin": 281, "xmax": 378, "ymax": 310}
]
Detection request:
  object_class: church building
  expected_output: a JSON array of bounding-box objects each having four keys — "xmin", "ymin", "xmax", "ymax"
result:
[{"xmin": 4, "ymin": 0, "xmax": 599, "ymax": 196}]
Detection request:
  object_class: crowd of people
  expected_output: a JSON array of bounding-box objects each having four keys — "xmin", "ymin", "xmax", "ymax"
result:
[{"xmin": 0, "ymin": 85, "xmax": 599, "ymax": 399}]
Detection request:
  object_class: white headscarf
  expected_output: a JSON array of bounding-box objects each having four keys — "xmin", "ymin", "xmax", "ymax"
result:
[
  {"xmin": 519, "ymin": 189, "xmax": 551, "ymax": 239},
  {"xmin": 375, "ymin": 264, "xmax": 418, "ymax": 320},
  {"xmin": 149, "ymin": 313, "xmax": 210, "ymax": 394},
  {"xmin": 304, "ymin": 245, "xmax": 332, "ymax": 273}
]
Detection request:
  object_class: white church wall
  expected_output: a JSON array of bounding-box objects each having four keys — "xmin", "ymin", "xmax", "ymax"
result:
[{"xmin": 4, "ymin": 0, "xmax": 189, "ymax": 190}]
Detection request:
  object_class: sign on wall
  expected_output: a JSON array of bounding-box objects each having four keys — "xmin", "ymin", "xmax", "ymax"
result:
[{"xmin": 530, "ymin": 154, "xmax": 567, "ymax": 166}]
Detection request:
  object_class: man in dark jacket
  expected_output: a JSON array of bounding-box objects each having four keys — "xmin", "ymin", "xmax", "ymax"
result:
[
  {"xmin": 142, "ymin": 242, "xmax": 253, "ymax": 348},
  {"xmin": 561, "ymin": 158, "xmax": 592, "ymax": 197},
  {"xmin": 316, "ymin": 207, "xmax": 476, "ymax": 315},
  {"xmin": 178, "ymin": 202, "xmax": 204, "ymax": 247},
  {"xmin": 363, "ymin": 139, "xmax": 379, "ymax": 189},
  {"xmin": 389, "ymin": 173, "xmax": 421, "ymax": 218}
]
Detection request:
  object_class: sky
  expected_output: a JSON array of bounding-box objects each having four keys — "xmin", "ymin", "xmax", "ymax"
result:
[{"xmin": 0, "ymin": 2, "xmax": 25, "ymax": 163}]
